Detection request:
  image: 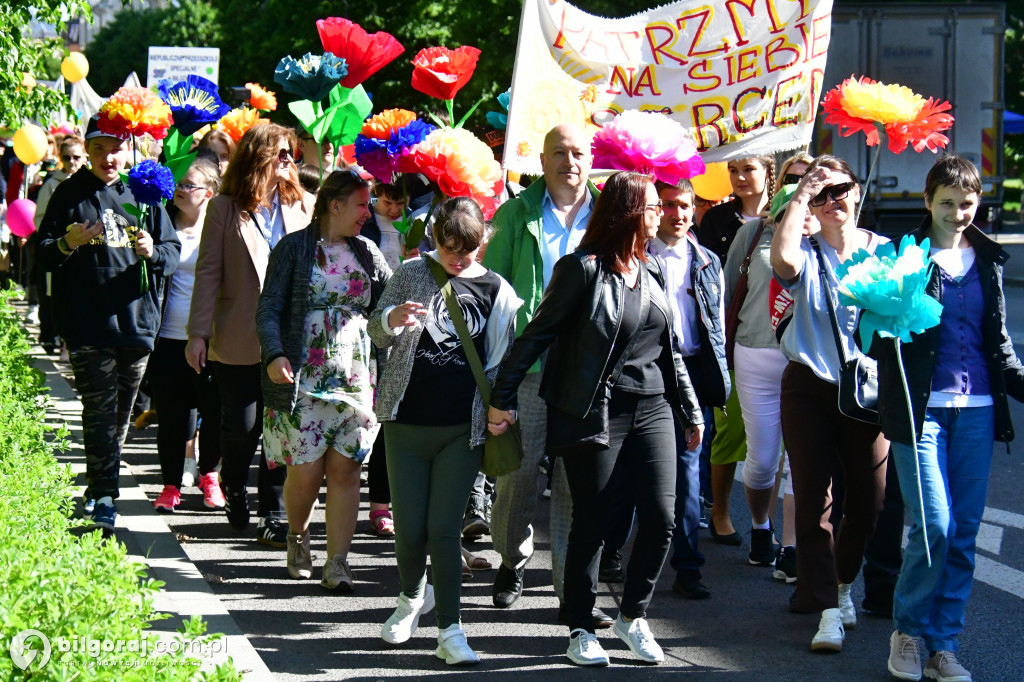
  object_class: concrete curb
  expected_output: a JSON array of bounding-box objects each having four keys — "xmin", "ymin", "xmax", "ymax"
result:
[{"xmin": 37, "ymin": 348, "xmax": 276, "ymax": 681}]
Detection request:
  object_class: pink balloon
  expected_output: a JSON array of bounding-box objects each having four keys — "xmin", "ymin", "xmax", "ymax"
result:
[{"xmin": 7, "ymin": 199, "xmax": 37, "ymax": 238}]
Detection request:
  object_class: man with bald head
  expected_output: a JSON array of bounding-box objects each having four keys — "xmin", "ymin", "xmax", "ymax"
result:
[{"xmin": 483, "ymin": 124, "xmax": 611, "ymax": 628}]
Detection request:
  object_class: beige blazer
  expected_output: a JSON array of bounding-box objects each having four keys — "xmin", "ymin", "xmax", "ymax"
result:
[{"xmin": 187, "ymin": 192, "xmax": 313, "ymax": 365}]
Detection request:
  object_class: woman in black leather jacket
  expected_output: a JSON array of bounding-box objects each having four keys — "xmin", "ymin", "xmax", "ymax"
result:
[{"xmin": 488, "ymin": 171, "xmax": 703, "ymax": 668}]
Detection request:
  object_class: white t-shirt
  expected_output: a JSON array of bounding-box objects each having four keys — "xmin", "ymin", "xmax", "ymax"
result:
[
  {"xmin": 375, "ymin": 212, "xmax": 404, "ymax": 272},
  {"xmin": 160, "ymin": 230, "xmax": 202, "ymax": 340}
]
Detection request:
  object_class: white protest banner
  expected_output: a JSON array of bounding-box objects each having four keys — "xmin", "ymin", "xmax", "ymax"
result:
[
  {"xmin": 147, "ymin": 47, "xmax": 221, "ymax": 88},
  {"xmin": 504, "ymin": 0, "xmax": 833, "ymax": 174}
]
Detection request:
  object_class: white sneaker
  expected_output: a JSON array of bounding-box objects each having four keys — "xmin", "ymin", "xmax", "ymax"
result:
[
  {"xmin": 381, "ymin": 584, "xmax": 435, "ymax": 644},
  {"xmin": 181, "ymin": 457, "xmax": 198, "ymax": 488},
  {"xmin": 838, "ymin": 582, "xmax": 857, "ymax": 628},
  {"xmin": 613, "ymin": 615, "xmax": 664, "ymax": 663},
  {"xmin": 435, "ymin": 623, "xmax": 479, "ymax": 665},
  {"xmin": 566, "ymin": 628, "xmax": 609, "ymax": 666},
  {"xmin": 811, "ymin": 608, "xmax": 845, "ymax": 652}
]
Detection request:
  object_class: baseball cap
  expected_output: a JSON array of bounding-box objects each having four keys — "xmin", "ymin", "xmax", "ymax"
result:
[
  {"xmin": 771, "ymin": 183, "xmax": 799, "ymax": 222},
  {"xmin": 84, "ymin": 114, "xmax": 129, "ymax": 141}
]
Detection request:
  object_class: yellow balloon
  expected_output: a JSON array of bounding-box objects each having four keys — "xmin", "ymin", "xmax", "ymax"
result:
[
  {"xmin": 690, "ymin": 162, "xmax": 733, "ymax": 202},
  {"xmin": 13, "ymin": 124, "xmax": 48, "ymax": 165},
  {"xmin": 60, "ymin": 52, "xmax": 89, "ymax": 83},
  {"xmin": 21, "ymin": 73, "xmax": 36, "ymax": 90}
]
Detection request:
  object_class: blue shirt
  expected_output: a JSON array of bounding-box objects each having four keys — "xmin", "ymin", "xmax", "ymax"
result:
[
  {"xmin": 539, "ymin": 189, "xmax": 592, "ymax": 287},
  {"xmin": 776, "ymin": 232, "xmax": 888, "ymax": 384},
  {"xmin": 254, "ymin": 189, "xmax": 285, "ymax": 249}
]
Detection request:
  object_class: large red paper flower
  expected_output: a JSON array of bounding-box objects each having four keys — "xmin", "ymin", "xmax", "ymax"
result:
[
  {"xmin": 822, "ymin": 76, "xmax": 953, "ymax": 154},
  {"xmin": 397, "ymin": 127, "xmax": 502, "ymax": 199},
  {"xmin": 316, "ymin": 17, "xmax": 404, "ymax": 89},
  {"xmin": 411, "ymin": 46, "xmax": 481, "ymax": 101},
  {"xmin": 98, "ymin": 86, "xmax": 173, "ymax": 140}
]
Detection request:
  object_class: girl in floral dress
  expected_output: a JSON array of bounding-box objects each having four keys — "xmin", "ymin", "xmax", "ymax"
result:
[{"xmin": 257, "ymin": 170, "xmax": 391, "ymax": 592}]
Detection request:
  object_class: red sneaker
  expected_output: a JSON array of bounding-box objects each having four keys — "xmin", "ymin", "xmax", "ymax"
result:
[
  {"xmin": 154, "ymin": 485, "xmax": 181, "ymax": 513},
  {"xmin": 199, "ymin": 473, "xmax": 226, "ymax": 509}
]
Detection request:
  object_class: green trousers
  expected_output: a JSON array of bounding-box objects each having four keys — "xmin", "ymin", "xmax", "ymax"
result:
[{"xmin": 384, "ymin": 421, "xmax": 482, "ymax": 629}]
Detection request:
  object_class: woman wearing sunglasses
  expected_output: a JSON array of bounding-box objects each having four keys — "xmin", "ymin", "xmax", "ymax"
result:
[
  {"xmin": 186, "ymin": 124, "xmax": 313, "ymax": 546},
  {"xmin": 150, "ymin": 157, "xmax": 226, "ymax": 513},
  {"xmin": 770, "ymin": 154, "xmax": 890, "ymax": 653}
]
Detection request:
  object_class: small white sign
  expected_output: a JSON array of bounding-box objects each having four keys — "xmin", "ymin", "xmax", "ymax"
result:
[{"xmin": 146, "ymin": 46, "xmax": 220, "ymax": 87}]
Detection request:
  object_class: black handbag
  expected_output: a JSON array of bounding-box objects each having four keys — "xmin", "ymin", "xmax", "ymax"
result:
[
  {"xmin": 546, "ymin": 265, "xmax": 651, "ymax": 455},
  {"xmin": 809, "ymin": 237, "xmax": 879, "ymax": 424},
  {"xmin": 425, "ymin": 257, "xmax": 523, "ymax": 476}
]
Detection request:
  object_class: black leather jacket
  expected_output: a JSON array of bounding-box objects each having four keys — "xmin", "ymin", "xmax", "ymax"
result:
[
  {"xmin": 491, "ymin": 250, "xmax": 704, "ymax": 427},
  {"xmin": 865, "ymin": 221, "xmax": 1024, "ymax": 445}
]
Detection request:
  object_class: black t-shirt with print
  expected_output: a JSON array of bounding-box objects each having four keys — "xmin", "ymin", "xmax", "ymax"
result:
[{"xmin": 396, "ymin": 269, "xmax": 503, "ymax": 426}]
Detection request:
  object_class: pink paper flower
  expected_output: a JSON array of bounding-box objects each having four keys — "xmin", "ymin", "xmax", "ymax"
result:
[{"xmin": 591, "ymin": 110, "xmax": 705, "ymax": 184}]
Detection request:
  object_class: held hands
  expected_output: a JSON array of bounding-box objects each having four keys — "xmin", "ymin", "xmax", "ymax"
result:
[
  {"xmin": 685, "ymin": 423, "xmax": 704, "ymax": 452},
  {"xmin": 184, "ymin": 336, "xmax": 207, "ymax": 374},
  {"xmin": 267, "ymin": 357, "xmax": 295, "ymax": 384},
  {"xmin": 65, "ymin": 220, "xmax": 103, "ymax": 249},
  {"xmin": 388, "ymin": 301, "xmax": 427, "ymax": 329},
  {"xmin": 135, "ymin": 229, "xmax": 154, "ymax": 258},
  {"xmin": 488, "ymin": 406, "xmax": 517, "ymax": 436}
]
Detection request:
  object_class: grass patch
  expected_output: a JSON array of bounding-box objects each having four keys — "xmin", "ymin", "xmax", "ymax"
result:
[{"xmin": 0, "ymin": 291, "xmax": 240, "ymax": 680}]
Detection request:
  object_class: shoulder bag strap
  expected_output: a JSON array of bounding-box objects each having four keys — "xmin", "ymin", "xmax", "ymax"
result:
[
  {"xmin": 808, "ymin": 236, "xmax": 850, "ymax": 365},
  {"xmin": 425, "ymin": 256, "xmax": 494, "ymax": 403},
  {"xmin": 739, "ymin": 220, "xmax": 767, "ymax": 276}
]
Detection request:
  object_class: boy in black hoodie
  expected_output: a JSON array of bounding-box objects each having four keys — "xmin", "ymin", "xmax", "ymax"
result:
[{"xmin": 37, "ymin": 115, "xmax": 180, "ymax": 534}]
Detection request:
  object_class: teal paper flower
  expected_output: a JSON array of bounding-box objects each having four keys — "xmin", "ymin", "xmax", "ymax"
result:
[
  {"xmin": 834, "ymin": 234, "xmax": 944, "ymax": 351},
  {"xmin": 274, "ymin": 52, "xmax": 348, "ymax": 103}
]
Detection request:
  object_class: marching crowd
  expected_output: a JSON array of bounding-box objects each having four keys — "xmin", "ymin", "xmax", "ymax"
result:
[{"xmin": 2, "ymin": 110, "xmax": 1021, "ymax": 681}]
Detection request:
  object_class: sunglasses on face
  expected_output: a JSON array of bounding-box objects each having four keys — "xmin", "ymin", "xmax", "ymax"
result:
[
  {"xmin": 278, "ymin": 148, "xmax": 292, "ymax": 163},
  {"xmin": 782, "ymin": 173, "xmax": 804, "ymax": 186},
  {"xmin": 809, "ymin": 182, "xmax": 854, "ymax": 207}
]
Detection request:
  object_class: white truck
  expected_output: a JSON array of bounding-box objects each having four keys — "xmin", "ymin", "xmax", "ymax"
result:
[{"xmin": 817, "ymin": 3, "xmax": 1006, "ymax": 233}]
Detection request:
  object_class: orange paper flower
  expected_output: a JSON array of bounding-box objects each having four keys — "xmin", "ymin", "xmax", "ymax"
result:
[
  {"xmin": 411, "ymin": 46, "xmax": 481, "ymax": 101},
  {"xmin": 361, "ymin": 109, "xmax": 418, "ymax": 140},
  {"xmin": 217, "ymin": 108, "xmax": 268, "ymax": 143},
  {"xmin": 98, "ymin": 86, "xmax": 173, "ymax": 140},
  {"xmin": 397, "ymin": 127, "xmax": 502, "ymax": 199},
  {"xmin": 822, "ymin": 76, "xmax": 953, "ymax": 154},
  {"xmin": 246, "ymin": 82, "xmax": 278, "ymax": 112}
]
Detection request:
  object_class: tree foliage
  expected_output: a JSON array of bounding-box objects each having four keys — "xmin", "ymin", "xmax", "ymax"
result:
[{"xmin": 0, "ymin": 0, "xmax": 98, "ymax": 130}]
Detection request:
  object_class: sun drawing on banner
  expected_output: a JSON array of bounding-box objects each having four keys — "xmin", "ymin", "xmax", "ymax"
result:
[{"xmin": 515, "ymin": 79, "xmax": 597, "ymax": 159}]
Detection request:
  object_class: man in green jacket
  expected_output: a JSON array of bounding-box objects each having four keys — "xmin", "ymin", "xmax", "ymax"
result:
[{"xmin": 483, "ymin": 124, "xmax": 609, "ymax": 627}]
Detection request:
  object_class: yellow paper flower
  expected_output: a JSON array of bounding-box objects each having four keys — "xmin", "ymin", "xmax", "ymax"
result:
[
  {"xmin": 217, "ymin": 107, "xmax": 268, "ymax": 143},
  {"xmin": 823, "ymin": 76, "xmax": 953, "ymax": 154},
  {"xmin": 98, "ymin": 86, "xmax": 173, "ymax": 140}
]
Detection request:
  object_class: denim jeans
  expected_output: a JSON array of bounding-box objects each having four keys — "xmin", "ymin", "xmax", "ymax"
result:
[
  {"xmin": 891, "ymin": 405, "xmax": 994, "ymax": 653},
  {"xmin": 669, "ymin": 415, "xmax": 706, "ymax": 578}
]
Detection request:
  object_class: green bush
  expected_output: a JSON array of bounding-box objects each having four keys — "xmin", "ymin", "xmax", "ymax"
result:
[{"xmin": 0, "ymin": 292, "xmax": 240, "ymax": 681}]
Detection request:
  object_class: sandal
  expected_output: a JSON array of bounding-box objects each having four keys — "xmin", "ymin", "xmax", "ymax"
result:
[
  {"xmin": 370, "ymin": 509, "xmax": 395, "ymax": 537},
  {"xmin": 461, "ymin": 553, "xmax": 473, "ymax": 581},
  {"xmin": 461, "ymin": 546, "xmax": 493, "ymax": 571}
]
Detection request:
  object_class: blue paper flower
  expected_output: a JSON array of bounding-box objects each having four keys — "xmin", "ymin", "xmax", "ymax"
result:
[
  {"xmin": 127, "ymin": 160, "xmax": 175, "ymax": 206},
  {"xmin": 354, "ymin": 119, "xmax": 436, "ymax": 183},
  {"xmin": 157, "ymin": 75, "xmax": 231, "ymax": 136},
  {"xmin": 485, "ymin": 89, "xmax": 510, "ymax": 130},
  {"xmin": 274, "ymin": 52, "xmax": 348, "ymax": 103},
  {"xmin": 834, "ymin": 234, "xmax": 944, "ymax": 351}
]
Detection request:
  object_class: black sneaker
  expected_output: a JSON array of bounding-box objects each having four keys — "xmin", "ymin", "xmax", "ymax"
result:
[
  {"xmin": 598, "ymin": 550, "xmax": 625, "ymax": 583},
  {"xmin": 672, "ymin": 573, "xmax": 711, "ymax": 600},
  {"xmin": 223, "ymin": 486, "xmax": 250, "ymax": 530},
  {"xmin": 256, "ymin": 517, "xmax": 288, "ymax": 548},
  {"xmin": 462, "ymin": 511, "xmax": 489, "ymax": 539},
  {"xmin": 748, "ymin": 528, "xmax": 776, "ymax": 566},
  {"xmin": 773, "ymin": 545, "xmax": 797, "ymax": 583},
  {"xmin": 492, "ymin": 564, "xmax": 525, "ymax": 608}
]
